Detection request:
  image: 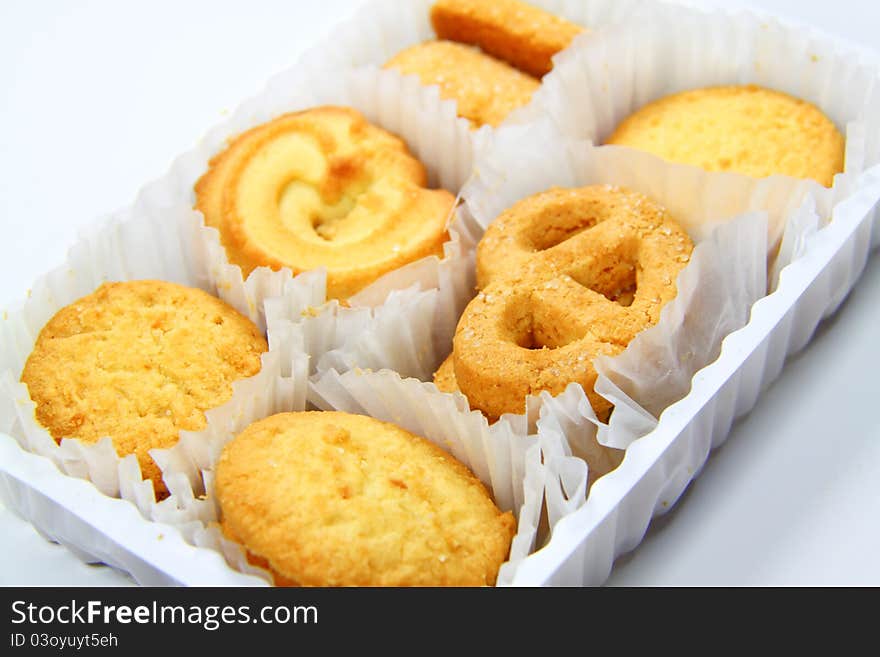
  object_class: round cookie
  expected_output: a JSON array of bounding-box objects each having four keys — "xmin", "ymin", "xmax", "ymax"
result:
[
  {"xmin": 195, "ymin": 106, "xmax": 456, "ymax": 300},
  {"xmin": 21, "ymin": 280, "xmax": 267, "ymax": 496},
  {"xmin": 215, "ymin": 411, "xmax": 516, "ymax": 587},
  {"xmin": 451, "ymin": 185, "xmax": 693, "ymax": 421},
  {"xmin": 606, "ymin": 85, "xmax": 845, "ymax": 186}
]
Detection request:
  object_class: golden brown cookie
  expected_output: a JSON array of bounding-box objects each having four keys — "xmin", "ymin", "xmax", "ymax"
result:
[
  {"xmin": 606, "ymin": 85, "xmax": 845, "ymax": 187},
  {"xmin": 450, "ymin": 185, "xmax": 693, "ymax": 421},
  {"xmin": 195, "ymin": 106, "xmax": 456, "ymax": 299},
  {"xmin": 215, "ymin": 411, "xmax": 516, "ymax": 587},
  {"xmin": 432, "ymin": 353, "xmax": 458, "ymax": 395},
  {"xmin": 385, "ymin": 40, "xmax": 539, "ymax": 128},
  {"xmin": 431, "ymin": 0, "xmax": 585, "ymax": 78},
  {"xmin": 20, "ymin": 280, "xmax": 267, "ymax": 496},
  {"xmin": 432, "ymin": 353, "xmax": 625, "ymax": 484}
]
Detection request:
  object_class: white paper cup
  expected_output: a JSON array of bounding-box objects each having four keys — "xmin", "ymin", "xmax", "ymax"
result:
[
  {"xmin": 513, "ymin": 2, "xmax": 880, "ymax": 253},
  {"xmin": 298, "ymin": 0, "xmax": 652, "ymax": 72},
  {"xmin": 0, "ymin": 203, "xmax": 310, "ymax": 519}
]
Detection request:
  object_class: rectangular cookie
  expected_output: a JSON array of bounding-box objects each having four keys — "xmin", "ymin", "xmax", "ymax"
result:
[{"xmin": 431, "ymin": 0, "xmax": 585, "ymax": 78}]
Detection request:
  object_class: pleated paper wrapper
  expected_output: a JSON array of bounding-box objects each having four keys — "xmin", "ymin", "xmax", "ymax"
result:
[
  {"xmin": 299, "ymin": 0, "xmax": 650, "ymax": 70},
  {"xmin": 517, "ymin": 164, "xmax": 880, "ymax": 585},
  {"xmin": 149, "ymin": 266, "xmax": 553, "ymax": 585},
  {"xmin": 0, "ymin": 48, "xmax": 486, "ymax": 496},
  {"xmin": 294, "ymin": 0, "xmax": 654, "ymax": 152},
  {"xmin": 0, "ymin": 200, "xmax": 313, "ymax": 521},
  {"xmin": 0, "ymin": 205, "xmax": 535, "ymax": 585},
  {"xmin": 133, "ymin": 60, "xmax": 480, "ymax": 326},
  {"xmin": 512, "ymin": 2, "xmax": 880, "ymax": 260},
  {"xmin": 153, "ymin": 368, "xmax": 551, "ymax": 586}
]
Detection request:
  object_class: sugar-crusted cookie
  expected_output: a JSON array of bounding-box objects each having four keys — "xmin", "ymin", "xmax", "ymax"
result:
[
  {"xmin": 385, "ymin": 40, "xmax": 539, "ymax": 128},
  {"xmin": 446, "ymin": 185, "xmax": 693, "ymax": 421},
  {"xmin": 606, "ymin": 85, "xmax": 845, "ymax": 186},
  {"xmin": 215, "ymin": 411, "xmax": 516, "ymax": 587},
  {"xmin": 21, "ymin": 280, "xmax": 267, "ymax": 496},
  {"xmin": 432, "ymin": 353, "xmax": 458, "ymax": 395}
]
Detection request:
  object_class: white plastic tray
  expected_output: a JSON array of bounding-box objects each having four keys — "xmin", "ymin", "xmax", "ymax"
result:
[
  {"xmin": 2, "ymin": 0, "xmax": 879, "ymax": 587},
  {"xmin": 0, "ymin": 434, "xmax": 264, "ymax": 586}
]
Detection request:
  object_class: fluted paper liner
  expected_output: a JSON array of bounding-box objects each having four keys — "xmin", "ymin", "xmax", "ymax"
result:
[
  {"xmin": 514, "ymin": 2, "xmax": 880, "ymax": 253},
  {"xmin": 522, "ymin": 165, "xmax": 880, "ymax": 582},
  {"xmin": 132, "ymin": 62, "xmax": 478, "ymax": 333},
  {"xmin": 0, "ymin": 203, "xmax": 313, "ymax": 521},
  {"xmin": 298, "ymin": 0, "xmax": 650, "ymax": 74},
  {"xmin": 308, "ymin": 368, "xmax": 551, "ymax": 585},
  {"xmin": 259, "ymin": 222, "xmax": 474, "ymax": 384},
  {"xmin": 295, "ymin": 0, "xmax": 651, "ymax": 150},
  {"xmin": 412, "ymin": 120, "xmax": 771, "ymax": 530},
  {"xmin": 151, "ymin": 366, "xmax": 552, "ymax": 586}
]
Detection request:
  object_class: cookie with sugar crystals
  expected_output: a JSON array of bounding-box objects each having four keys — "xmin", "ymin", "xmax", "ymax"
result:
[
  {"xmin": 21, "ymin": 279, "xmax": 267, "ymax": 497},
  {"xmin": 444, "ymin": 185, "xmax": 693, "ymax": 422},
  {"xmin": 385, "ymin": 40, "xmax": 539, "ymax": 128},
  {"xmin": 215, "ymin": 411, "xmax": 516, "ymax": 587}
]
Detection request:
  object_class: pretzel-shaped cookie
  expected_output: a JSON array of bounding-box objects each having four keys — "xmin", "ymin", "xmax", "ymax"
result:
[
  {"xmin": 444, "ymin": 185, "xmax": 694, "ymax": 420},
  {"xmin": 196, "ymin": 106, "xmax": 456, "ymax": 299}
]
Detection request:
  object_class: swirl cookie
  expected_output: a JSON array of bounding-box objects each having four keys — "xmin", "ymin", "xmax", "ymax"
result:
[
  {"xmin": 215, "ymin": 411, "xmax": 516, "ymax": 587},
  {"xmin": 20, "ymin": 280, "xmax": 267, "ymax": 496},
  {"xmin": 195, "ymin": 106, "xmax": 456, "ymax": 299},
  {"xmin": 385, "ymin": 40, "xmax": 539, "ymax": 128},
  {"xmin": 606, "ymin": 85, "xmax": 845, "ymax": 187},
  {"xmin": 437, "ymin": 185, "xmax": 694, "ymax": 421},
  {"xmin": 431, "ymin": 0, "xmax": 585, "ymax": 78}
]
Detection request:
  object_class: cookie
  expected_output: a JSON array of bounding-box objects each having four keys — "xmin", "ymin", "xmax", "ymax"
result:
[
  {"xmin": 432, "ymin": 352, "xmax": 458, "ymax": 395},
  {"xmin": 195, "ymin": 106, "xmax": 456, "ymax": 299},
  {"xmin": 20, "ymin": 280, "xmax": 267, "ymax": 496},
  {"xmin": 450, "ymin": 185, "xmax": 694, "ymax": 421},
  {"xmin": 385, "ymin": 40, "xmax": 539, "ymax": 128},
  {"xmin": 431, "ymin": 0, "xmax": 585, "ymax": 78},
  {"xmin": 606, "ymin": 85, "xmax": 846, "ymax": 186},
  {"xmin": 215, "ymin": 411, "xmax": 516, "ymax": 586}
]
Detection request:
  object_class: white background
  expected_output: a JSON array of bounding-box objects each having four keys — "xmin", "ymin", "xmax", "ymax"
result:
[{"xmin": 0, "ymin": 0, "xmax": 878, "ymax": 586}]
